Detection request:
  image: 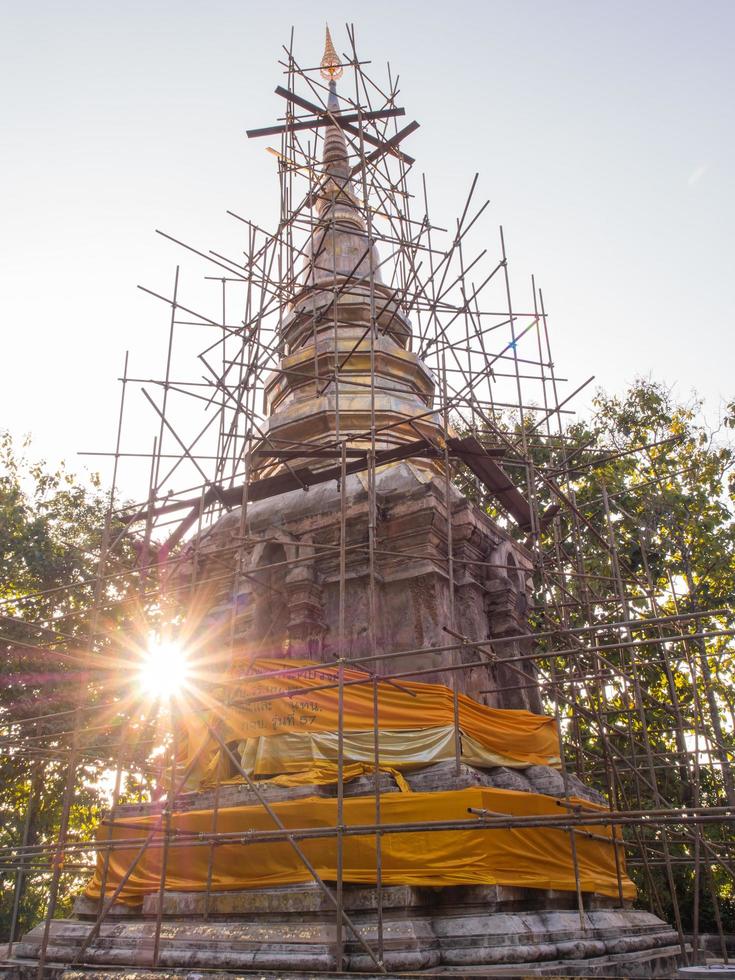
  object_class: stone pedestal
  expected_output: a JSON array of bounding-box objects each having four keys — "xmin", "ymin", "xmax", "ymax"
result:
[
  {"xmin": 12, "ymin": 885, "xmax": 681, "ymax": 977},
  {"xmin": 9, "ymin": 761, "xmax": 681, "ymax": 978}
]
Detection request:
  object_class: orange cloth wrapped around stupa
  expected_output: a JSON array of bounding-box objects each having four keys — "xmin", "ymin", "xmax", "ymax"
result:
[
  {"xmin": 84, "ymin": 787, "xmax": 633, "ymax": 905},
  {"xmin": 83, "ymin": 659, "xmax": 634, "ymax": 906},
  {"xmin": 178, "ymin": 658, "xmax": 561, "ymax": 787}
]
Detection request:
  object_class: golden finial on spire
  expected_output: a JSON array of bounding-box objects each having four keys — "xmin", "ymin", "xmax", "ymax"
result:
[{"xmin": 320, "ymin": 25, "xmax": 343, "ymax": 80}]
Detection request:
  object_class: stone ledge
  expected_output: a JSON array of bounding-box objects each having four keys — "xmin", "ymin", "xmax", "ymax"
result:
[
  {"xmin": 4, "ymin": 941, "xmax": 685, "ymax": 977},
  {"xmin": 107, "ymin": 760, "xmax": 606, "ymax": 823},
  {"xmin": 73, "ymin": 883, "xmax": 623, "ymax": 921},
  {"xmin": 13, "ymin": 907, "xmax": 681, "ymax": 976}
]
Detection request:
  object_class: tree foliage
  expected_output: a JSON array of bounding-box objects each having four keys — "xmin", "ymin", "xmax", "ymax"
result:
[
  {"xmin": 457, "ymin": 378, "xmax": 735, "ymax": 932},
  {"xmin": 0, "ymin": 433, "xmax": 151, "ymax": 940}
]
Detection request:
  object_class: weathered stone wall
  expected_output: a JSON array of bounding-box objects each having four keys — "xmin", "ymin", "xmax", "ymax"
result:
[{"xmin": 180, "ymin": 461, "xmax": 540, "ymax": 712}]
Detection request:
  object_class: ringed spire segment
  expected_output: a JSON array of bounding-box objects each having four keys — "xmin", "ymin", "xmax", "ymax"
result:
[{"xmin": 320, "ymin": 25, "xmax": 343, "ymax": 81}]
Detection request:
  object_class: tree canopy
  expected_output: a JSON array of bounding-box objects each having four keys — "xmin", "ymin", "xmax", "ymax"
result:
[
  {"xmin": 0, "ymin": 433, "xmax": 151, "ymax": 939},
  {"xmin": 457, "ymin": 378, "xmax": 735, "ymax": 932}
]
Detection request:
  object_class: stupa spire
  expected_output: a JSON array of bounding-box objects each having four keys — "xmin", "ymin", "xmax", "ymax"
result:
[
  {"xmin": 254, "ymin": 27, "xmax": 442, "ymax": 478},
  {"xmin": 303, "ymin": 25, "xmax": 369, "ymax": 284},
  {"xmin": 320, "ymin": 25, "xmax": 343, "ymax": 81},
  {"xmin": 316, "ymin": 26, "xmax": 353, "ymax": 209}
]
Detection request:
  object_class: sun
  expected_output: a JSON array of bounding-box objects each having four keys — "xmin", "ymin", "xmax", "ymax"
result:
[{"xmin": 138, "ymin": 640, "xmax": 190, "ymax": 700}]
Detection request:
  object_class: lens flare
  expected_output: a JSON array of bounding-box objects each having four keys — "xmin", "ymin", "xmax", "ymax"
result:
[{"xmin": 139, "ymin": 640, "xmax": 189, "ymax": 700}]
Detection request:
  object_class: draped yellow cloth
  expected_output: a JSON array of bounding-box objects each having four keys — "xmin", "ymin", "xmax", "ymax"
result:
[
  {"xmin": 85, "ymin": 786, "xmax": 633, "ymax": 905},
  {"xmin": 265, "ymin": 761, "xmax": 413, "ymax": 793},
  {"xmin": 181, "ymin": 658, "xmax": 561, "ymax": 786}
]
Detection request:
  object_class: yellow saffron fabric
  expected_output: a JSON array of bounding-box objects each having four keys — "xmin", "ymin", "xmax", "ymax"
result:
[
  {"xmin": 263, "ymin": 761, "xmax": 412, "ymax": 793},
  {"xmin": 180, "ymin": 659, "xmax": 560, "ymax": 787},
  {"xmin": 84, "ymin": 787, "xmax": 633, "ymax": 905},
  {"xmin": 234, "ymin": 725, "xmax": 460, "ymax": 777}
]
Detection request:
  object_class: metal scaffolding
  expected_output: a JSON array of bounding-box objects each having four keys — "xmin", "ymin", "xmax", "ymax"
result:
[{"xmin": 1, "ymin": 23, "xmax": 733, "ymax": 976}]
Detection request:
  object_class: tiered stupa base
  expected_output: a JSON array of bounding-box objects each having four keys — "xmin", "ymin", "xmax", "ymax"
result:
[
  {"xmin": 11, "ymin": 763, "xmax": 681, "ymax": 978},
  {"xmin": 14, "ymin": 887, "xmax": 680, "ymax": 978}
]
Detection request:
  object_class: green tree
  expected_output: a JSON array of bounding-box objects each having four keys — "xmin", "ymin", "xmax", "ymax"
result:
[
  {"xmin": 457, "ymin": 378, "xmax": 735, "ymax": 933},
  {"xmin": 0, "ymin": 433, "xmax": 151, "ymax": 941}
]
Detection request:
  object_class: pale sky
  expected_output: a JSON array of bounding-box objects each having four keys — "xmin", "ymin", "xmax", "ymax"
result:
[{"xmin": 1, "ymin": 1, "xmax": 733, "ymax": 497}]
